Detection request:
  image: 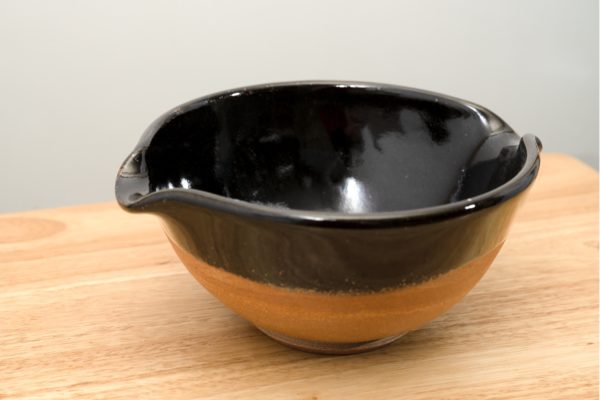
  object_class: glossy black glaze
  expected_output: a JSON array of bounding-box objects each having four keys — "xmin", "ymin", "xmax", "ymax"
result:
[{"xmin": 116, "ymin": 82, "xmax": 541, "ymax": 291}]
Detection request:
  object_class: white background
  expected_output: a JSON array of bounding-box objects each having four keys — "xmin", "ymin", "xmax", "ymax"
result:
[{"xmin": 1, "ymin": 0, "xmax": 597, "ymax": 212}]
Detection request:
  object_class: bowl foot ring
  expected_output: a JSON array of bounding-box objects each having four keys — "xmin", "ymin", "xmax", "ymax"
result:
[{"xmin": 257, "ymin": 327, "xmax": 406, "ymax": 355}]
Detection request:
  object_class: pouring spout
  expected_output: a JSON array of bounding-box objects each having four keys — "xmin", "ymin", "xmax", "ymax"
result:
[{"xmin": 115, "ymin": 147, "xmax": 153, "ymax": 212}]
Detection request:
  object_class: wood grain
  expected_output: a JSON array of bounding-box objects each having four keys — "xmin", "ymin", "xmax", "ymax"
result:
[{"xmin": 0, "ymin": 153, "xmax": 597, "ymax": 399}]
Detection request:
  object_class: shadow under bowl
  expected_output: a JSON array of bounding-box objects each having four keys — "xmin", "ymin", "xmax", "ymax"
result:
[{"xmin": 116, "ymin": 81, "xmax": 541, "ymax": 354}]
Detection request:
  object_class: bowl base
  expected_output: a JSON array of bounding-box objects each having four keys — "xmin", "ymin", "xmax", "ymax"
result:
[{"xmin": 257, "ymin": 327, "xmax": 406, "ymax": 355}]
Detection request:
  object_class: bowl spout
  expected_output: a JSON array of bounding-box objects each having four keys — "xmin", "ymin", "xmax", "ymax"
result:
[{"xmin": 115, "ymin": 147, "xmax": 152, "ymax": 211}]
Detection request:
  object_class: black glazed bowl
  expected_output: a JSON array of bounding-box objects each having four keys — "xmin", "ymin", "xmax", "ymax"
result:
[{"xmin": 116, "ymin": 82, "xmax": 541, "ymax": 354}]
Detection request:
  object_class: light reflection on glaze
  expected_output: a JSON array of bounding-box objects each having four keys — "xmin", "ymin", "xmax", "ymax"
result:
[
  {"xmin": 180, "ymin": 177, "xmax": 192, "ymax": 189},
  {"xmin": 339, "ymin": 177, "xmax": 368, "ymax": 213}
]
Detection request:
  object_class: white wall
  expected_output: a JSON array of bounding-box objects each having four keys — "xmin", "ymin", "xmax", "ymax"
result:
[{"xmin": 1, "ymin": 0, "xmax": 597, "ymax": 213}]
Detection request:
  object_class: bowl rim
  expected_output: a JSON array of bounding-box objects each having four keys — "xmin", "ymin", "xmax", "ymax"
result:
[{"xmin": 116, "ymin": 80, "xmax": 542, "ymax": 227}]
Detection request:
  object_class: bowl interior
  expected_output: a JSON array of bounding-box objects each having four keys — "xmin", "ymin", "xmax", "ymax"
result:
[{"xmin": 144, "ymin": 84, "xmax": 524, "ymax": 213}]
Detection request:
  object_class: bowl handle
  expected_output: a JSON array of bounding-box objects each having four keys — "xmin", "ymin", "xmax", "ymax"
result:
[
  {"xmin": 522, "ymin": 133, "xmax": 543, "ymax": 158},
  {"xmin": 529, "ymin": 134, "xmax": 543, "ymax": 153}
]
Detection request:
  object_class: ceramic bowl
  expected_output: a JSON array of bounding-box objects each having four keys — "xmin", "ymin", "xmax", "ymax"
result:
[{"xmin": 115, "ymin": 81, "xmax": 541, "ymax": 354}]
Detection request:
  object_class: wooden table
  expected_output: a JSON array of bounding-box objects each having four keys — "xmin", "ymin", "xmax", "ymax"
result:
[{"xmin": 1, "ymin": 154, "xmax": 597, "ymax": 399}]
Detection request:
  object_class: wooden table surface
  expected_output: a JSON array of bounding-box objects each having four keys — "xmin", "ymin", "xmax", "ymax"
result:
[{"xmin": 1, "ymin": 154, "xmax": 597, "ymax": 399}]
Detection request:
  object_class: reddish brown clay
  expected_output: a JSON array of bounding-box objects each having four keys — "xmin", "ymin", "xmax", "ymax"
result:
[{"xmin": 171, "ymin": 239, "xmax": 503, "ymax": 344}]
